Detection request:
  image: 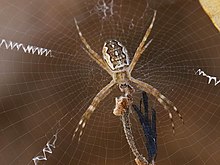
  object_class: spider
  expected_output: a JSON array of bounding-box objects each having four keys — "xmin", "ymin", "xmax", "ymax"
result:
[{"xmin": 73, "ymin": 10, "xmax": 183, "ymax": 141}]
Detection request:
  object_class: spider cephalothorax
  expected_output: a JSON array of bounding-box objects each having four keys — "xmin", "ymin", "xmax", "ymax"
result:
[{"xmin": 102, "ymin": 39, "xmax": 129, "ymax": 71}]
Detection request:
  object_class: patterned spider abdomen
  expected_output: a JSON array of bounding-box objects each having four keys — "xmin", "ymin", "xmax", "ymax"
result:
[{"xmin": 102, "ymin": 39, "xmax": 129, "ymax": 71}]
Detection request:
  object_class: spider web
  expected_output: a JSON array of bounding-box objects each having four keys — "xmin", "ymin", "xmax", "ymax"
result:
[{"xmin": 0, "ymin": 0, "xmax": 220, "ymax": 165}]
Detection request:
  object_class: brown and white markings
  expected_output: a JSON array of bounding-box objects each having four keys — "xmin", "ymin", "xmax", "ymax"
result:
[{"xmin": 73, "ymin": 10, "xmax": 183, "ymax": 141}]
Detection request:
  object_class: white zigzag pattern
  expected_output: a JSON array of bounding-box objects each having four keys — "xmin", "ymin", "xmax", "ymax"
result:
[
  {"xmin": 0, "ymin": 38, "xmax": 52, "ymax": 57},
  {"xmin": 195, "ymin": 68, "xmax": 220, "ymax": 86},
  {"xmin": 32, "ymin": 133, "xmax": 58, "ymax": 165}
]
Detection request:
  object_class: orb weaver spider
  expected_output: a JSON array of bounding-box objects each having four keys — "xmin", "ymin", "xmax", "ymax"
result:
[{"xmin": 73, "ymin": 10, "xmax": 183, "ymax": 141}]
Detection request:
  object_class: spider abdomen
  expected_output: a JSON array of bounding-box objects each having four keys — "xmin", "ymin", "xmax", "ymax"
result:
[{"xmin": 102, "ymin": 39, "xmax": 129, "ymax": 71}]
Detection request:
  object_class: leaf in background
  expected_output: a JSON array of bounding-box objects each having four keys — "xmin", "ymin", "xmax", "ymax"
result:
[{"xmin": 199, "ymin": 0, "xmax": 220, "ymax": 31}]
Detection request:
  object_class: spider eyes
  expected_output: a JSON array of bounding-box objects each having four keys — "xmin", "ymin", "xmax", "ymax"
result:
[{"xmin": 120, "ymin": 83, "xmax": 128, "ymax": 88}]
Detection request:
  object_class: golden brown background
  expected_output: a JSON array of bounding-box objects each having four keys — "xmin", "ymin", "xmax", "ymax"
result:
[{"xmin": 0, "ymin": 0, "xmax": 220, "ymax": 165}]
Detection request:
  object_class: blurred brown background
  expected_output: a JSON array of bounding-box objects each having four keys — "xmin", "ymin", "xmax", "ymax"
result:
[{"xmin": 0, "ymin": 0, "xmax": 220, "ymax": 165}]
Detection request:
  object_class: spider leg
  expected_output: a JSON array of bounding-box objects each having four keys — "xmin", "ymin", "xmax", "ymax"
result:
[
  {"xmin": 73, "ymin": 80, "xmax": 115, "ymax": 141},
  {"xmin": 74, "ymin": 18, "xmax": 112, "ymax": 75},
  {"xmin": 130, "ymin": 77, "xmax": 183, "ymax": 133},
  {"xmin": 129, "ymin": 10, "xmax": 157, "ymax": 72}
]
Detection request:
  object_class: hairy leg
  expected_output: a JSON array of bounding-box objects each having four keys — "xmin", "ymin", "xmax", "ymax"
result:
[
  {"xmin": 129, "ymin": 10, "xmax": 157, "ymax": 72},
  {"xmin": 131, "ymin": 77, "xmax": 183, "ymax": 133},
  {"xmin": 74, "ymin": 18, "xmax": 112, "ymax": 75},
  {"xmin": 73, "ymin": 80, "xmax": 115, "ymax": 141}
]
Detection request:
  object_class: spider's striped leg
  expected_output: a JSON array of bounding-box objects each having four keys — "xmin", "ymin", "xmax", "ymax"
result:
[
  {"xmin": 74, "ymin": 18, "xmax": 112, "ymax": 75},
  {"xmin": 130, "ymin": 77, "xmax": 183, "ymax": 133},
  {"xmin": 73, "ymin": 80, "xmax": 115, "ymax": 141},
  {"xmin": 129, "ymin": 10, "xmax": 157, "ymax": 72}
]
